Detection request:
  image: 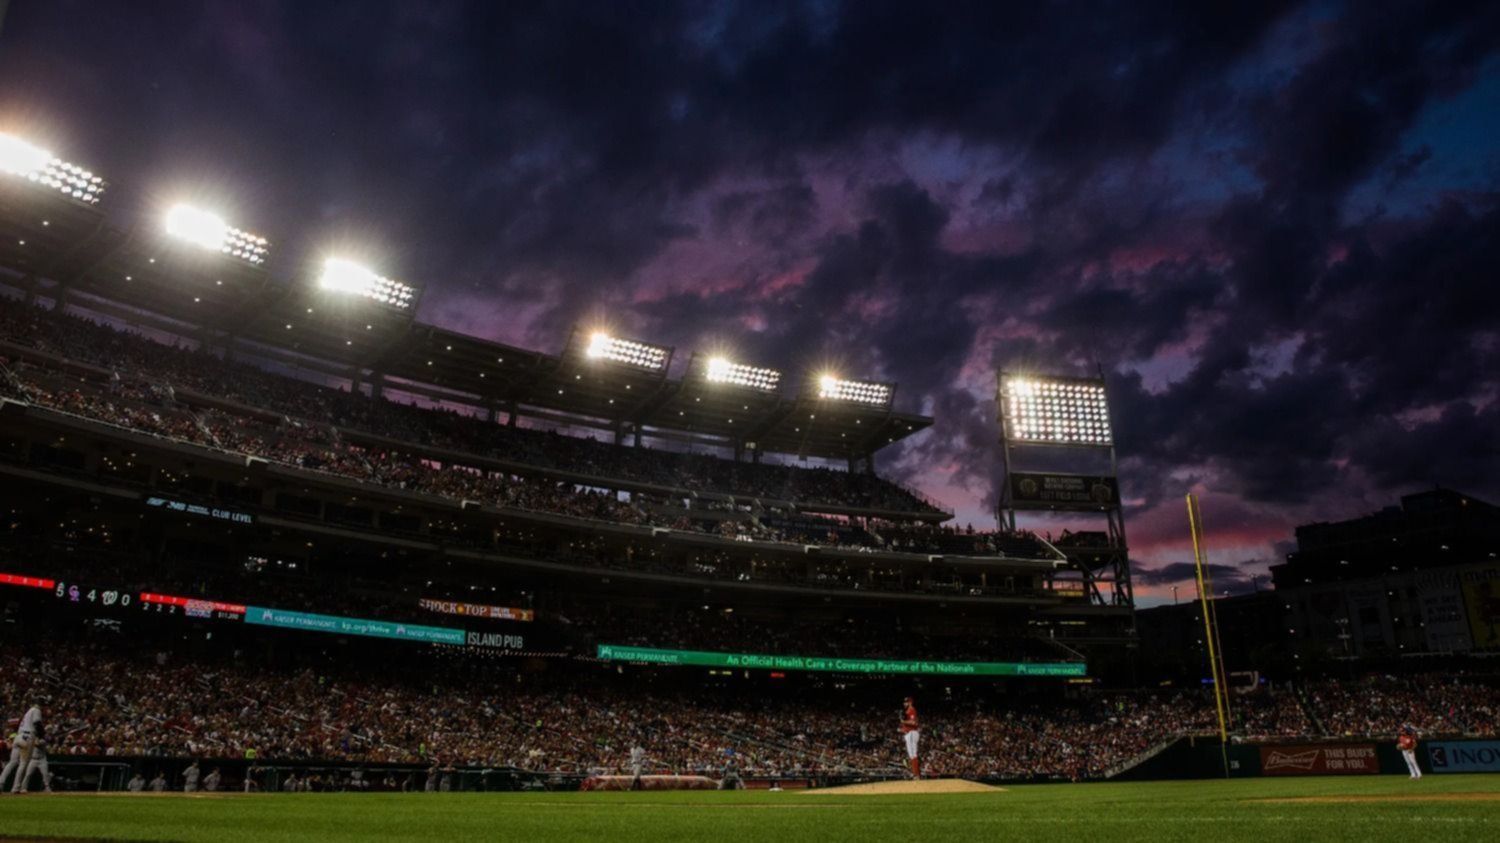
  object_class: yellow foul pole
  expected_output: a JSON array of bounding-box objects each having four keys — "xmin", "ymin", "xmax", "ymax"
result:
[{"xmin": 1186, "ymin": 493, "xmax": 1231, "ymax": 777}]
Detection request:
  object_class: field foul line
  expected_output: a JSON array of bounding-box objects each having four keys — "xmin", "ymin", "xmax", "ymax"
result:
[
  {"xmin": 1249, "ymin": 793, "xmax": 1500, "ymax": 804},
  {"xmin": 847, "ymin": 816, "xmax": 1491, "ymax": 824}
]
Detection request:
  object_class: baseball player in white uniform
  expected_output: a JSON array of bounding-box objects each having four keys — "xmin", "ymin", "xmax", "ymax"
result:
[
  {"xmin": 6, "ymin": 706, "xmax": 42, "ymax": 793},
  {"xmin": 20, "ymin": 734, "xmax": 52, "ymax": 793},
  {"xmin": 0, "ymin": 729, "xmax": 21, "ymax": 791},
  {"xmin": 629, "ymin": 744, "xmax": 647, "ymax": 790}
]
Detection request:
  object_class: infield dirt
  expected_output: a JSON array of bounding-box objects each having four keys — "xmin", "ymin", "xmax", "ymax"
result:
[{"xmin": 802, "ymin": 779, "xmax": 1003, "ymax": 795}]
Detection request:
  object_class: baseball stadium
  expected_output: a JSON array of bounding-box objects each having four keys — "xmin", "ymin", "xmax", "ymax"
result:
[{"xmin": 3, "ymin": 2, "xmax": 1500, "ymax": 841}]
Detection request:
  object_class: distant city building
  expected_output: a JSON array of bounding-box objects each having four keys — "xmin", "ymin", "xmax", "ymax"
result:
[
  {"xmin": 1272, "ymin": 488, "xmax": 1500, "ymax": 588},
  {"xmin": 1141, "ymin": 489, "xmax": 1500, "ymax": 676}
]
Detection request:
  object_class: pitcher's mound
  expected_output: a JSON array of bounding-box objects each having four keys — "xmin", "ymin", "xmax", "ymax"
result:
[{"xmin": 805, "ymin": 779, "xmax": 1003, "ymax": 795}]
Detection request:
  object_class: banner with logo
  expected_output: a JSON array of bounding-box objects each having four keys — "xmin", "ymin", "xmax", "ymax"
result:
[
  {"xmin": 418, "ymin": 597, "xmax": 534, "ymax": 622},
  {"xmin": 145, "ymin": 496, "xmax": 253, "ymax": 525},
  {"xmin": 1460, "ymin": 567, "xmax": 1500, "ymax": 650},
  {"xmin": 596, "ymin": 644, "xmax": 1085, "ymax": 677},
  {"xmin": 1259, "ymin": 744, "xmax": 1378, "ymax": 776},
  {"xmin": 1428, "ymin": 741, "xmax": 1500, "ymax": 773},
  {"xmin": 465, "ymin": 631, "xmax": 526, "ymax": 650},
  {"xmin": 1008, "ymin": 473, "xmax": 1118, "ymax": 509},
  {"xmin": 245, "ymin": 606, "xmax": 465, "ymax": 645},
  {"xmin": 1414, "ymin": 569, "xmax": 1471, "ymax": 653}
]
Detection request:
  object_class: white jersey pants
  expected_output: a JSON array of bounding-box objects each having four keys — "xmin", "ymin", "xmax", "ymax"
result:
[
  {"xmin": 904, "ymin": 730, "xmax": 920, "ymax": 760},
  {"xmin": 21, "ymin": 751, "xmax": 49, "ymax": 791},
  {"xmin": 0, "ymin": 744, "xmax": 21, "ymax": 791},
  {"xmin": 7, "ymin": 736, "xmax": 35, "ymax": 792},
  {"xmin": 1402, "ymin": 749, "xmax": 1421, "ymax": 778}
]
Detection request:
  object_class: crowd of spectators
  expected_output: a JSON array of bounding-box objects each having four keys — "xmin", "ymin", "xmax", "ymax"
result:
[
  {"xmin": 1306, "ymin": 674, "xmax": 1500, "ymax": 737},
  {"xmin": 0, "ymin": 534, "xmax": 1055, "ymax": 662},
  {"xmin": 1, "ymin": 634, "xmax": 1346, "ymax": 781},
  {"xmin": 0, "ymin": 299, "xmax": 941, "ymax": 514},
  {"xmin": 0, "ymin": 340, "xmax": 1054, "ymax": 563}
]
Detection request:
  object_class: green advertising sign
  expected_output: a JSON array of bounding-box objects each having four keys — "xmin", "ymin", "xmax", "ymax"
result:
[{"xmin": 595, "ymin": 644, "xmax": 1085, "ymax": 677}]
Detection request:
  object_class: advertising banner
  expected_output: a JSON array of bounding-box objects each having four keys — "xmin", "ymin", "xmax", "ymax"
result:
[
  {"xmin": 418, "ymin": 597, "xmax": 534, "ymax": 622},
  {"xmin": 145, "ymin": 496, "xmax": 253, "ymax": 525},
  {"xmin": 1428, "ymin": 741, "xmax": 1500, "ymax": 773},
  {"xmin": 245, "ymin": 606, "xmax": 465, "ymax": 645},
  {"xmin": 465, "ymin": 631, "xmax": 526, "ymax": 650},
  {"xmin": 1008, "ymin": 473, "xmax": 1118, "ymax": 509},
  {"xmin": 141, "ymin": 592, "xmax": 245, "ymax": 620},
  {"xmin": 1259, "ymin": 744, "xmax": 1379, "ymax": 776},
  {"xmin": 596, "ymin": 645, "xmax": 1085, "ymax": 677},
  {"xmin": 1413, "ymin": 569, "xmax": 1471, "ymax": 653},
  {"xmin": 1460, "ymin": 566, "xmax": 1500, "ymax": 650}
]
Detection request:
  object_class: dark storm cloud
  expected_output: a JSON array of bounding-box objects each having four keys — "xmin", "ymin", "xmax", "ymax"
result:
[
  {"xmin": 1134, "ymin": 561, "xmax": 1255, "ymax": 592},
  {"xmin": 3, "ymin": 0, "xmax": 1500, "ymax": 592}
]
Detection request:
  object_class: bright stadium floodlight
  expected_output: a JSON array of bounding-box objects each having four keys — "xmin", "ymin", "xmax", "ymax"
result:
[
  {"xmin": 163, "ymin": 204, "xmax": 270, "ymax": 265},
  {"xmin": 318, "ymin": 258, "xmax": 416, "ymax": 310},
  {"xmin": 0, "ymin": 132, "xmax": 106, "ymax": 204},
  {"xmin": 1000, "ymin": 375, "xmax": 1112, "ymax": 445},
  {"xmin": 705, "ymin": 356, "xmax": 781, "ymax": 392},
  {"xmin": 584, "ymin": 331, "xmax": 670, "ymax": 371},
  {"xmin": 816, "ymin": 373, "xmax": 892, "ymax": 407}
]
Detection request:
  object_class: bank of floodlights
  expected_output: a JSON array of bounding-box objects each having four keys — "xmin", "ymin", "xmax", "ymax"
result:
[
  {"xmin": 163, "ymin": 204, "xmax": 269, "ymax": 265},
  {"xmin": 1001, "ymin": 375, "xmax": 1112, "ymax": 445},
  {"xmin": 705, "ymin": 356, "xmax": 781, "ymax": 392},
  {"xmin": 817, "ymin": 374, "xmax": 892, "ymax": 407},
  {"xmin": 318, "ymin": 258, "xmax": 416, "ymax": 310},
  {"xmin": 585, "ymin": 332, "xmax": 670, "ymax": 372},
  {"xmin": 0, "ymin": 132, "xmax": 105, "ymax": 204}
]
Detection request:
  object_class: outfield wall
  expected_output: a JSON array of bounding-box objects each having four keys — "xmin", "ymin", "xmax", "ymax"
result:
[
  {"xmin": 1114, "ymin": 737, "xmax": 1500, "ymax": 781},
  {"xmin": 30, "ymin": 756, "xmax": 842, "ymax": 793}
]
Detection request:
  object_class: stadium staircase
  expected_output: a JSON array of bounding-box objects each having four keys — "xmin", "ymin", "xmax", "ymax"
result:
[
  {"xmin": 1291, "ymin": 684, "xmax": 1329, "ymax": 737},
  {"xmin": 1102, "ymin": 736, "xmax": 1183, "ymax": 779}
]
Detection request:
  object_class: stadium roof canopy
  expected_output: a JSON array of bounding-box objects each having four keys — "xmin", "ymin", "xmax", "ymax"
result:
[{"xmin": 0, "ymin": 181, "xmax": 932, "ymax": 462}]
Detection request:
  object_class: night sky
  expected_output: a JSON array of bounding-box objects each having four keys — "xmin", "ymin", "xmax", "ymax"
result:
[{"xmin": 3, "ymin": 1, "xmax": 1498, "ymax": 603}]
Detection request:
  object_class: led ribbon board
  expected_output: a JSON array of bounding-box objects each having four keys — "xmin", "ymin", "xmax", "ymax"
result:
[
  {"xmin": 145, "ymin": 496, "xmax": 253, "ymax": 524},
  {"xmin": 596, "ymin": 645, "xmax": 1085, "ymax": 677},
  {"xmin": 245, "ymin": 606, "xmax": 465, "ymax": 644}
]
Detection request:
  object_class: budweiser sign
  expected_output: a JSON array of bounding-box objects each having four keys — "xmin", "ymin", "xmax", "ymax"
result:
[
  {"xmin": 1260, "ymin": 744, "xmax": 1378, "ymax": 776},
  {"xmin": 417, "ymin": 597, "xmax": 533, "ymax": 622}
]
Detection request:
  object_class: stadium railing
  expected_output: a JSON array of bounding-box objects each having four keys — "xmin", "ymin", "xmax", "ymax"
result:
[{"xmin": 35, "ymin": 760, "xmax": 134, "ymax": 792}]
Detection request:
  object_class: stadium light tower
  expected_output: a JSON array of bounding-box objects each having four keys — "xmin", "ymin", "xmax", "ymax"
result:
[
  {"xmin": 997, "ymin": 370, "xmax": 1132, "ymax": 609},
  {"xmin": 163, "ymin": 204, "xmax": 269, "ymax": 265},
  {"xmin": 1000, "ymin": 376, "xmax": 1112, "ymax": 445},
  {"xmin": 815, "ymin": 373, "xmax": 893, "ymax": 408},
  {"xmin": 318, "ymin": 257, "xmax": 417, "ymax": 311},
  {"xmin": 583, "ymin": 331, "xmax": 671, "ymax": 372},
  {"xmin": 0, "ymin": 132, "xmax": 105, "ymax": 204},
  {"xmin": 704, "ymin": 355, "xmax": 781, "ymax": 392}
]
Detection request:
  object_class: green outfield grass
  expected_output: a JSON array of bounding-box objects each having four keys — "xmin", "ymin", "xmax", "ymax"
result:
[{"xmin": 0, "ymin": 775, "xmax": 1497, "ymax": 842}]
